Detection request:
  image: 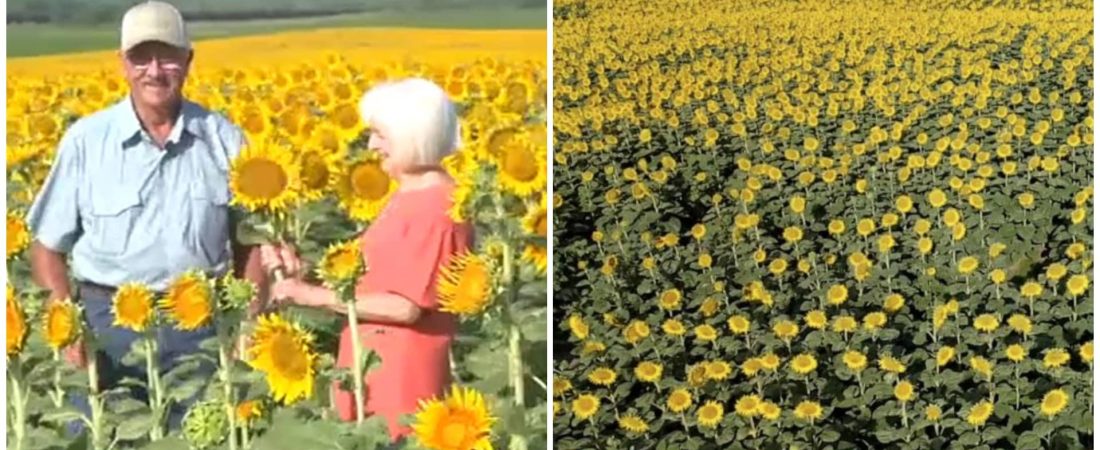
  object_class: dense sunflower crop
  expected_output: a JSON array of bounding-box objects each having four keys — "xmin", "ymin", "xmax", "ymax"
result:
[
  {"xmin": 8, "ymin": 28, "xmax": 548, "ymax": 450},
  {"xmin": 552, "ymin": 1, "xmax": 1092, "ymax": 448}
]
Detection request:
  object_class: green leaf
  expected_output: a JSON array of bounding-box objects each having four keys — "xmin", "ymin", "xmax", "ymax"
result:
[
  {"xmin": 114, "ymin": 412, "xmax": 154, "ymax": 441},
  {"xmin": 39, "ymin": 407, "xmax": 86, "ymax": 425},
  {"xmin": 1015, "ymin": 431, "xmax": 1043, "ymax": 450},
  {"xmin": 520, "ymin": 307, "xmax": 548, "ymax": 342},
  {"xmin": 139, "ymin": 437, "xmax": 190, "ymax": 450},
  {"xmin": 957, "ymin": 431, "xmax": 981, "ymax": 446}
]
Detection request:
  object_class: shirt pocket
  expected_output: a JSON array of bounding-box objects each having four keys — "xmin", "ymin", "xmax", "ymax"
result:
[
  {"xmin": 188, "ymin": 178, "xmax": 231, "ymax": 265},
  {"xmin": 87, "ymin": 187, "xmax": 142, "ymax": 256}
]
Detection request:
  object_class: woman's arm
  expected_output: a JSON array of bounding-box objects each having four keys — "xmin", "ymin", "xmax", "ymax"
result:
[{"xmin": 278, "ymin": 279, "xmax": 422, "ymax": 325}]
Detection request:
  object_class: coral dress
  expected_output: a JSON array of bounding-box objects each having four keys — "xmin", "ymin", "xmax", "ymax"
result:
[{"xmin": 333, "ymin": 183, "xmax": 472, "ymax": 440}]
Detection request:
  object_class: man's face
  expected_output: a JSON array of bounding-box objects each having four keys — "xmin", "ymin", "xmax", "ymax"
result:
[{"xmin": 121, "ymin": 41, "xmax": 192, "ymax": 109}]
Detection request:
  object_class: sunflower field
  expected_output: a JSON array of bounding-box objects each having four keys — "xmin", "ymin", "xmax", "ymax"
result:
[
  {"xmin": 552, "ymin": 0, "xmax": 1092, "ymax": 448},
  {"xmin": 7, "ymin": 28, "xmax": 548, "ymax": 450}
]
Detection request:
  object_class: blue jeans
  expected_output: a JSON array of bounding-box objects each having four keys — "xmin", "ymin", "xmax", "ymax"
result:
[{"xmin": 67, "ymin": 285, "xmax": 217, "ymax": 438}]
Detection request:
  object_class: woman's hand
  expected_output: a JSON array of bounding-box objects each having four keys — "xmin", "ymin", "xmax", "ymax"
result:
[
  {"xmin": 259, "ymin": 243, "xmax": 303, "ymax": 278},
  {"xmin": 270, "ymin": 277, "xmax": 304, "ymax": 304}
]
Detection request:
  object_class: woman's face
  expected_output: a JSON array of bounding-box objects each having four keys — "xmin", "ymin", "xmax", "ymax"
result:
[{"xmin": 368, "ymin": 123, "xmax": 403, "ymax": 176}]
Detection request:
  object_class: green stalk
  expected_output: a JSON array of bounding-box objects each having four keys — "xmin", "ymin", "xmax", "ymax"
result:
[
  {"xmin": 219, "ymin": 341, "xmax": 238, "ymax": 450},
  {"xmin": 503, "ymin": 242, "xmax": 528, "ymax": 450},
  {"xmin": 145, "ymin": 337, "xmax": 165, "ymax": 440},
  {"xmin": 346, "ymin": 299, "xmax": 366, "ymax": 425},
  {"xmin": 87, "ymin": 353, "xmax": 106, "ymax": 450},
  {"xmin": 9, "ymin": 362, "xmax": 26, "ymax": 450},
  {"xmin": 51, "ymin": 350, "xmax": 65, "ymax": 408}
]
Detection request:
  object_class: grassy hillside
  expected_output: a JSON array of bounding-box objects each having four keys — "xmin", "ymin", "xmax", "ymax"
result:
[{"xmin": 8, "ymin": 7, "xmax": 546, "ymax": 57}]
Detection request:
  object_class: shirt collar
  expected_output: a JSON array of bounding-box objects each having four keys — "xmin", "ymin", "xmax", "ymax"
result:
[{"xmin": 119, "ymin": 96, "xmax": 204, "ymax": 148}]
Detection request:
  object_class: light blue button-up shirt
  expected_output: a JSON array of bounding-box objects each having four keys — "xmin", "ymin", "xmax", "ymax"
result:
[{"xmin": 27, "ymin": 97, "xmax": 245, "ymax": 291}]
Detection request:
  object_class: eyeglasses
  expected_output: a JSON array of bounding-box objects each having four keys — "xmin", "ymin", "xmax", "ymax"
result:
[{"xmin": 126, "ymin": 54, "xmax": 186, "ymax": 72}]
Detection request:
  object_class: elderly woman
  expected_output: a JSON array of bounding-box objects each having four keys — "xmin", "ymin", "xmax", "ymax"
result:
[{"xmin": 259, "ymin": 78, "xmax": 472, "ymax": 441}]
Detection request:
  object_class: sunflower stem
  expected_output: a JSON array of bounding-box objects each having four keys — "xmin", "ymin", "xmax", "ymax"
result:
[
  {"xmin": 87, "ymin": 350, "xmax": 107, "ymax": 450},
  {"xmin": 145, "ymin": 337, "xmax": 165, "ymax": 440},
  {"xmin": 51, "ymin": 349, "xmax": 65, "ymax": 409},
  {"xmin": 9, "ymin": 361, "xmax": 27, "ymax": 450},
  {"xmin": 345, "ymin": 299, "xmax": 366, "ymax": 425},
  {"xmin": 500, "ymin": 229, "xmax": 528, "ymax": 450},
  {"xmin": 219, "ymin": 340, "xmax": 239, "ymax": 450}
]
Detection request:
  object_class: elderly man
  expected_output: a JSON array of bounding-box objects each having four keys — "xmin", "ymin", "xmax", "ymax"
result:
[{"xmin": 26, "ymin": 0, "xmax": 266, "ymax": 434}]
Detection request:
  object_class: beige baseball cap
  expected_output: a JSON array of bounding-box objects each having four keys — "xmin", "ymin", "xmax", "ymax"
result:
[{"xmin": 120, "ymin": 1, "xmax": 191, "ymax": 52}]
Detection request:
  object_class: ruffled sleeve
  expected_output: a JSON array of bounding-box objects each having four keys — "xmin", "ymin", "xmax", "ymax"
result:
[{"xmin": 357, "ymin": 214, "xmax": 473, "ymax": 310}]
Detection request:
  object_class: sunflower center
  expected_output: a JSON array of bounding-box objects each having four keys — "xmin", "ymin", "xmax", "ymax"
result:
[
  {"xmin": 271, "ymin": 333, "xmax": 308, "ymax": 379},
  {"xmin": 534, "ymin": 214, "xmax": 547, "ymax": 237},
  {"xmin": 117, "ymin": 295, "xmax": 149, "ymax": 324},
  {"xmin": 301, "ymin": 153, "xmax": 330, "ymax": 190},
  {"xmin": 440, "ymin": 419, "xmax": 473, "ymax": 448},
  {"xmin": 238, "ymin": 159, "xmax": 289, "ymax": 200},
  {"xmin": 335, "ymin": 105, "xmax": 360, "ymax": 130},
  {"xmin": 457, "ymin": 262, "xmax": 490, "ymax": 304},
  {"xmin": 350, "ymin": 163, "xmax": 391, "ymax": 201},
  {"xmin": 500, "ymin": 142, "xmax": 538, "ymax": 182}
]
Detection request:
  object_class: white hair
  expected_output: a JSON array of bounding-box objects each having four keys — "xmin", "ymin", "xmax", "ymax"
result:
[{"xmin": 358, "ymin": 77, "xmax": 460, "ymax": 167}]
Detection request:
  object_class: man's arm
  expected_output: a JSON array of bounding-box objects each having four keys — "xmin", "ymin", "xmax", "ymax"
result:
[
  {"xmin": 31, "ymin": 242, "xmax": 73, "ymax": 302},
  {"xmin": 26, "ymin": 127, "xmax": 83, "ymax": 303}
]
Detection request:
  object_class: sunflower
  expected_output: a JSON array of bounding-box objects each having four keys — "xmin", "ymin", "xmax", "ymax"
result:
[
  {"xmin": 973, "ymin": 314, "xmax": 999, "ymax": 332},
  {"xmin": 843, "ymin": 350, "xmax": 867, "ymax": 371},
  {"xmin": 926, "ymin": 405, "xmax": 942, "ymax": 421},
  {"xmin": 588, "ymin": 367, "xmax": 616, "ymax": 386},
  {"xmin": 6, "ymin": 211, "xmax": 29, "ymax": 259},
  {"xmin": 894, "ymin": 381, "xmax": 915, "ymax": 403},
  {"xmin": 496, "ymin": 138, "xmax": 546, "ymax": 197},
  {"xmin": 957, "ymin": 256, "xmax": 979, "ymax": 274},
  {"xmin": 247, "ymin": 314, "xmax": 317, "ymax": 405},
  {"xmin": 113, "ymin": 282, "xmax": 156, "ymax": 332},
  {"xmin": 296, "ymin": 148, "xmax": 340, "ymax": 200},
  {"xmin": 522, "ymin": 194, "xmax": 548, "ymax": 238},
  {"xmin": 571, "ymin": 394, "xmax": 599, "ymax": 420},
  {"xmin": 879, "ymin": 355, "xmax": 907, "ymax": 374},
  {"xmin": 317, "ymin": 240, "xmax": 365, "ymax": 286},
  {"xmin": 936, "ymin": 346, "xmax": 956, "ymax": 367},
  {"xmin": 1043, "ymin": 348, "xmax": 1070, "ymax": 368},
  {"xmin": 7, "ymin": 285, "xmax": 28, "ymax": 357},
  {"xmin": 735, "ymin": 395, "xmax": 761, "ymax": 417},
  {"xmin": 727, "ymin": 315, "xmax": 751, "ymax": 334},
  {"xmin": 618, "ymin": 414, "xmax": 648, "ymax": 434},
  {"xmin": 1066, "ymin": 274, "xmax": 1089, "ymax": 297},
  {"xmin": 667, "ymin": 389, "xmax": 692, "ymax": 413},
  {"xmin": 634, "ymin": 361, "xmax": 662, "ymax": 383},
  {"xmin": 658, "ymin": 288, "xmax": 682, "ymax": 310},
  {"xmin": 966, "ymin": 401, "xmax": 994, "ymax": 427},
  {"xmin": 826, "ymin": 284, "xmax": 848, "ymax": 305},
  {"xmin": 448, "ymin": 171, "xmax": 477, "ymax": 223},
  {"xmin": 1005, "ymin": 344, "xmax": 1028, "ymax": 362},
  {"xmin": 160, "ymin": 271, "xmax": 214, "ymax": 331},
  {"xmin": 521, "ymin": 244, "xmax": 547, "ymax": 273},
  {"xmin": 438, "ymin": 251, "xmax": 493, "ymax": 317},
  {"xmin": 790, "ymin": 354, "xmax": 817, "ymax": 375},
  {"xmin": 794, "ymin": 401, "xmax": 824, "ymax": 423},
  {"xmin": 697, "ymin": 401, "xmax": 724, "ymax": 428},
  {"xmin": 44, "ymin": 298, "xmax": 80, "ymax": 351},
  {"xmin": 235, "ymin": 400, "xmax": 263, "ymax": 425},
  {"xmin": 412, "ymin": 384, "xmax": 495, "ymax": 450},
  {"xmin": 1039, "ymin": 389, "xmax": 1069, "ymax": 417},
  {"xmin": 694, "ymin": 324, "xmax": 718, "ymax": 341},
  {"xmin": 229, "ymin": 144, "xmax": 300, "ymax": 213},
  {"xmin": 334, "ymin": 153, "xmax": 397, "ymax": 222},
  {"xmin": 758, "ymin": 401, "xmax": 781, "ymax": 421},
  {"xmin": 705, "ymin": 360, "xmax": 732, "ymax": 380}
]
